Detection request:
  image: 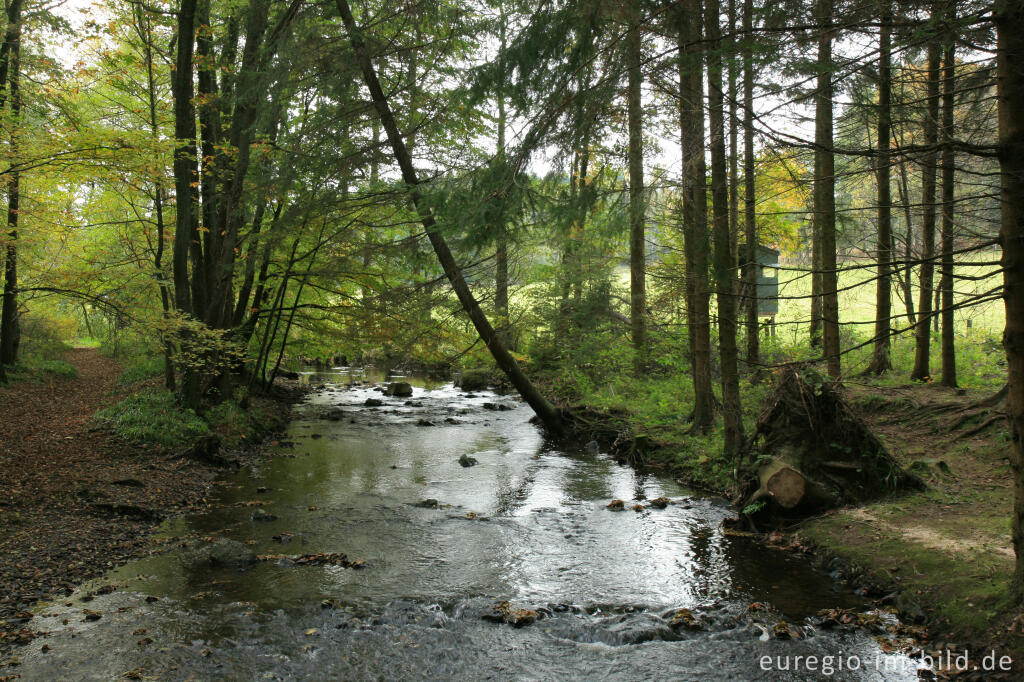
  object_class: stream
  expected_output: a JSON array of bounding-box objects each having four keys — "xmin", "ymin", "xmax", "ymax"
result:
[{"xmin": 14, "ymin": 368, "xmax": 925, "ymax": 680}]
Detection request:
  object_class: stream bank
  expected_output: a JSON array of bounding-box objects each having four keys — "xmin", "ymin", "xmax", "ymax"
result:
[
  {"xmin": 0, "ymin": 350, "xmax": 299, "ymax": 658},
  {"xmin": 527, "ymin": 367, "xmax": 1022, "ymax": 674}
]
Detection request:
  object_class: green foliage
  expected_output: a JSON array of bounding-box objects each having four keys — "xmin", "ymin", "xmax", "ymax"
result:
[
  {"xmin": 17, "ymin": 314, "xmax": 74, "ymax": 363},
  {"xmin": 742, "ymin": 499, "xmax": 767, "ymax": 516},
  {"xmin": 32, "ymin": 359, "xmax": 78, "ymax": 379},
  {"xmin": 117, "ymin": 354, "xmax": 164, "ymax": 386},
  {"xmin": 0, "ymin": 358, "xmax": 78, "ymax": 385},
  {"xmin": 204, "ymin": 400, "xmax": 250, "ymax": 450},
  {"xmin": 92, "ymin": 389, "xmax": 210, "ymax": 447}
]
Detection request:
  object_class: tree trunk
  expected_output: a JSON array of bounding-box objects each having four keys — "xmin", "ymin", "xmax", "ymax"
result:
[
  {"xmin": 336, "ymin": 0, "xmax": 563, "ymax": 432},
  {"xmin": 868, "ymin": 6, "xmax": 893, "ymax": 375},
  {"xmin": 727, "ymin": 0, "xmax": 739, "ymax": 260},
  {"xmin": 172, "ymin": 0, "xmax": 197, "ymax": 317},
  {"xmin": 742, "ymin": 0, "xmax": 758, "ymax": 369},
  {"xmin": 707, "ymin": 0, "xmax": 743, "ymax": 456},
  {"xmin": 994, "ymin": 0, "xmax": 1024, "ymax": 603},
  {"xmin": 752, "ymin": 458, "xmax": 807, "ymax": 510},
  {"xmin": 911, "ymin": 40, "xmax": 941, "ymax": 382},
  {"xmin": 495, "ymin": 5, "xmax": 510, "ymax": 348},
  {"xmin": 627, "ymin": 0, "xmax": 646, "ymax": 374},
  {"xmin": 810, "ymin": 219, "xmax": 822, "ymax": 347},
  {"xmin": 895, "ymin": 160, "xmax": 916, "ymax": 326},
  {"xmin": 0, "ymin": 0, "xmax": 22, "ymax": 369},
  {"xmin": 817, "ymin": 0, "xmax": 840, "ymax": 377},
  {"xmin": 139, "ymin": 6, "xmax": 176, "ymax": 391},
  {"xmin": 940, "ymin": 39, "xmax": 957, "ymax": 387},
  {"xmin": 679, "ymin": 0, "xmax": 714, "ymax": 434}
]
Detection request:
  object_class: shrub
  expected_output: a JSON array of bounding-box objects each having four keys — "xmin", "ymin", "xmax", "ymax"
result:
[
  {"xmin": 92, "ymin": 389, "xmax": 209, "ymax": 447},
  {"xmin": 117, "ymin": 354, "xmax": 165, "ymax": 386}
]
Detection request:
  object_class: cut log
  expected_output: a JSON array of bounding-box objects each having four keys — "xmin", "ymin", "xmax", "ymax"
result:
[
  {"xmin": 739, "ymin": 367, "xmax": 923, "ymax": 518},
  {"xmin": 757, "ymin": 459, "xmax": 806, "ymax": 509}
]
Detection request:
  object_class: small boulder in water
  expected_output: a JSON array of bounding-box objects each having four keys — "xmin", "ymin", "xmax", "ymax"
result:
[
  {"xmin": 364, "ymin": 398, "xmax": 384, "ymax": 407},
  {"xmin": 773, "ymin": 621, "xmax": 799, "ymax": 639},
  {"xmin": 648, "ymin": 497, "xmax": 670, "ymax": 509},
  {"xmin": 251, "ymin": 508, "xmax": 277, "ymax": 522},
  {"xmin": 484, "ymin": 601, "xmax": 538, "ymax": 627},
  {"xmin": 208, "ymin": 539, "xmax": 257, "ymax": 566},
  {"xmin": 416, "ymin": 418, "xmax": 435, "ymax": 427},
  {"xmin": 606, "ymin": 499, "xmax": 625, "ymax": 511},
  {"xmin": 458, "ymin": 454, "xmax": 478, "ymax": 468},
  {"xmin": 668, "ymin": 607, "xmax": 703, "ymax": 631},
  {"xmin": 585, "ymin": 440, "xmax": 599, "ymax": 454},
  {"xmin": 386, "ymin": 382, "xmax": 414, "ymax": 397},
  {"xmin": 413, "ymin": 499, "xmax": 439, "ymax": 508},
  {"xmin": 457, "ymin": 369, "xmax": 489, "ymax": 392}
]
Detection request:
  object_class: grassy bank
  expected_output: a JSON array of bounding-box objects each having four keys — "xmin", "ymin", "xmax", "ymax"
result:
[
  {"xmin": 91, "ymin": 352, "xmax": 294, "ymax": 455},
  {"xmin": 796, "ymin": 383, "xmax": 1019, "ymax": 659}
]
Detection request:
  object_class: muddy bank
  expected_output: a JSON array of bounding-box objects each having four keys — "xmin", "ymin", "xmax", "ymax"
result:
[{"xmin": 0, "ymin": 351, "xmax": 300, "ymax": 656}]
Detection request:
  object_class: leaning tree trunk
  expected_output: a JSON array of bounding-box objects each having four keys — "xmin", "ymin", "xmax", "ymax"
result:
[
  {"xmin": 336, "ymin": 0, "xmax": 563, "ymax": 433},
  {"xmin": 868, "ymin": 6, "xmax": 893, "ymax": 375},
  {"xmin": 816, "ymin": 0, "xmax": 840, "ymax": 377},
  {"xmin": 911, "ymin": 39, "xmax": 942, "ymax": 381},
  {"xmin": 995, "ymin": 0, "xmax": 1024, "ymax": 603},
  {"xmin": 707, "ymin": 0, "xmax": 744, "ymax": 456}
]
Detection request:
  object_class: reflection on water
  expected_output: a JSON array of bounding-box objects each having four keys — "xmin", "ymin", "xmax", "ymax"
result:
[{"xmin": 15, "ymin": 367, "xmax": 924, "ymax": 680}]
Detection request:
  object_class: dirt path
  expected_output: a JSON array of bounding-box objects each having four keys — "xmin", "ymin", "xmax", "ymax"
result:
[{"xmin": 0, "ymin": 350, "xmax": 218, "ymax": 654}]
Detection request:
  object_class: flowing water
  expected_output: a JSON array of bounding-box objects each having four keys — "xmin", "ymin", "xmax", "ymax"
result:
[{"xmin": 14, "ymin": 368, "xmax": 925, "ymax": 680}]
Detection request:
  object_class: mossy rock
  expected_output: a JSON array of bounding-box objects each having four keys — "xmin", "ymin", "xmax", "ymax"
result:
[{"xmin": 458, "ymin": 369, "xmax": 490, "ymax": 392}]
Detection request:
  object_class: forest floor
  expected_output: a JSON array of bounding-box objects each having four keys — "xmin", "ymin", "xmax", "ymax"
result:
[
  {"xmin": 795, "ymin": 380, "xmax": 1023, "ymax": 666},
  {"xmin": 0, "ymin": 349, "xmax": 292, "ymax": 659}
]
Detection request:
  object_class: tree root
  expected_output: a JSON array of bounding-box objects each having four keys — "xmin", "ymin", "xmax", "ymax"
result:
[{"xmin": 955, "ymin": 413, "xmax": 1007, "ymax": 440}]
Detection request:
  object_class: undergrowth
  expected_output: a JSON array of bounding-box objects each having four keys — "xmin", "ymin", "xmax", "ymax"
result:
[{"xmin": 92, "ymin": 388, "xmax": 210, "ymax": 447}]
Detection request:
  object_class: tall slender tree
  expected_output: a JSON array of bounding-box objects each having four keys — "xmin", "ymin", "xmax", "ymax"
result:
[
  {"xmin": 742, "ymin": 0, "xmax": 758, "ymax": 368},
  {"xmin": 995, "ymin": 0, "xmax": 1024, "ymax": 603},
  {"xmin": 335, "ymin": 0, "xmax": 563, "ymax": 432},
  {"xmin": 911, "ymin": 36, "xmax": 942, "ymax": 382},
  {"xmin": 817, "ymin": 0, "xmax": 840, "ymax": 377},
  {"xmin": 940, "ymin": 35, "xmax": 957, "ymax": 387},
  {"xmin": 679, "ymin": 0, "xmax": 714, "ymax": 434},
  {"xmin": 707, "ymin": 0, "xmax": 743, "ymax": 455},
  {"xmin": 867, "ymin": 4, "xmax": 894, "ymax": 375},
  {"xmin": 494, "ymin": 0, "xmax": 510, "ymax": 347},
  {"xmin": 627, "ymin": 0, "xmax": 646, "ymax": 374}
]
